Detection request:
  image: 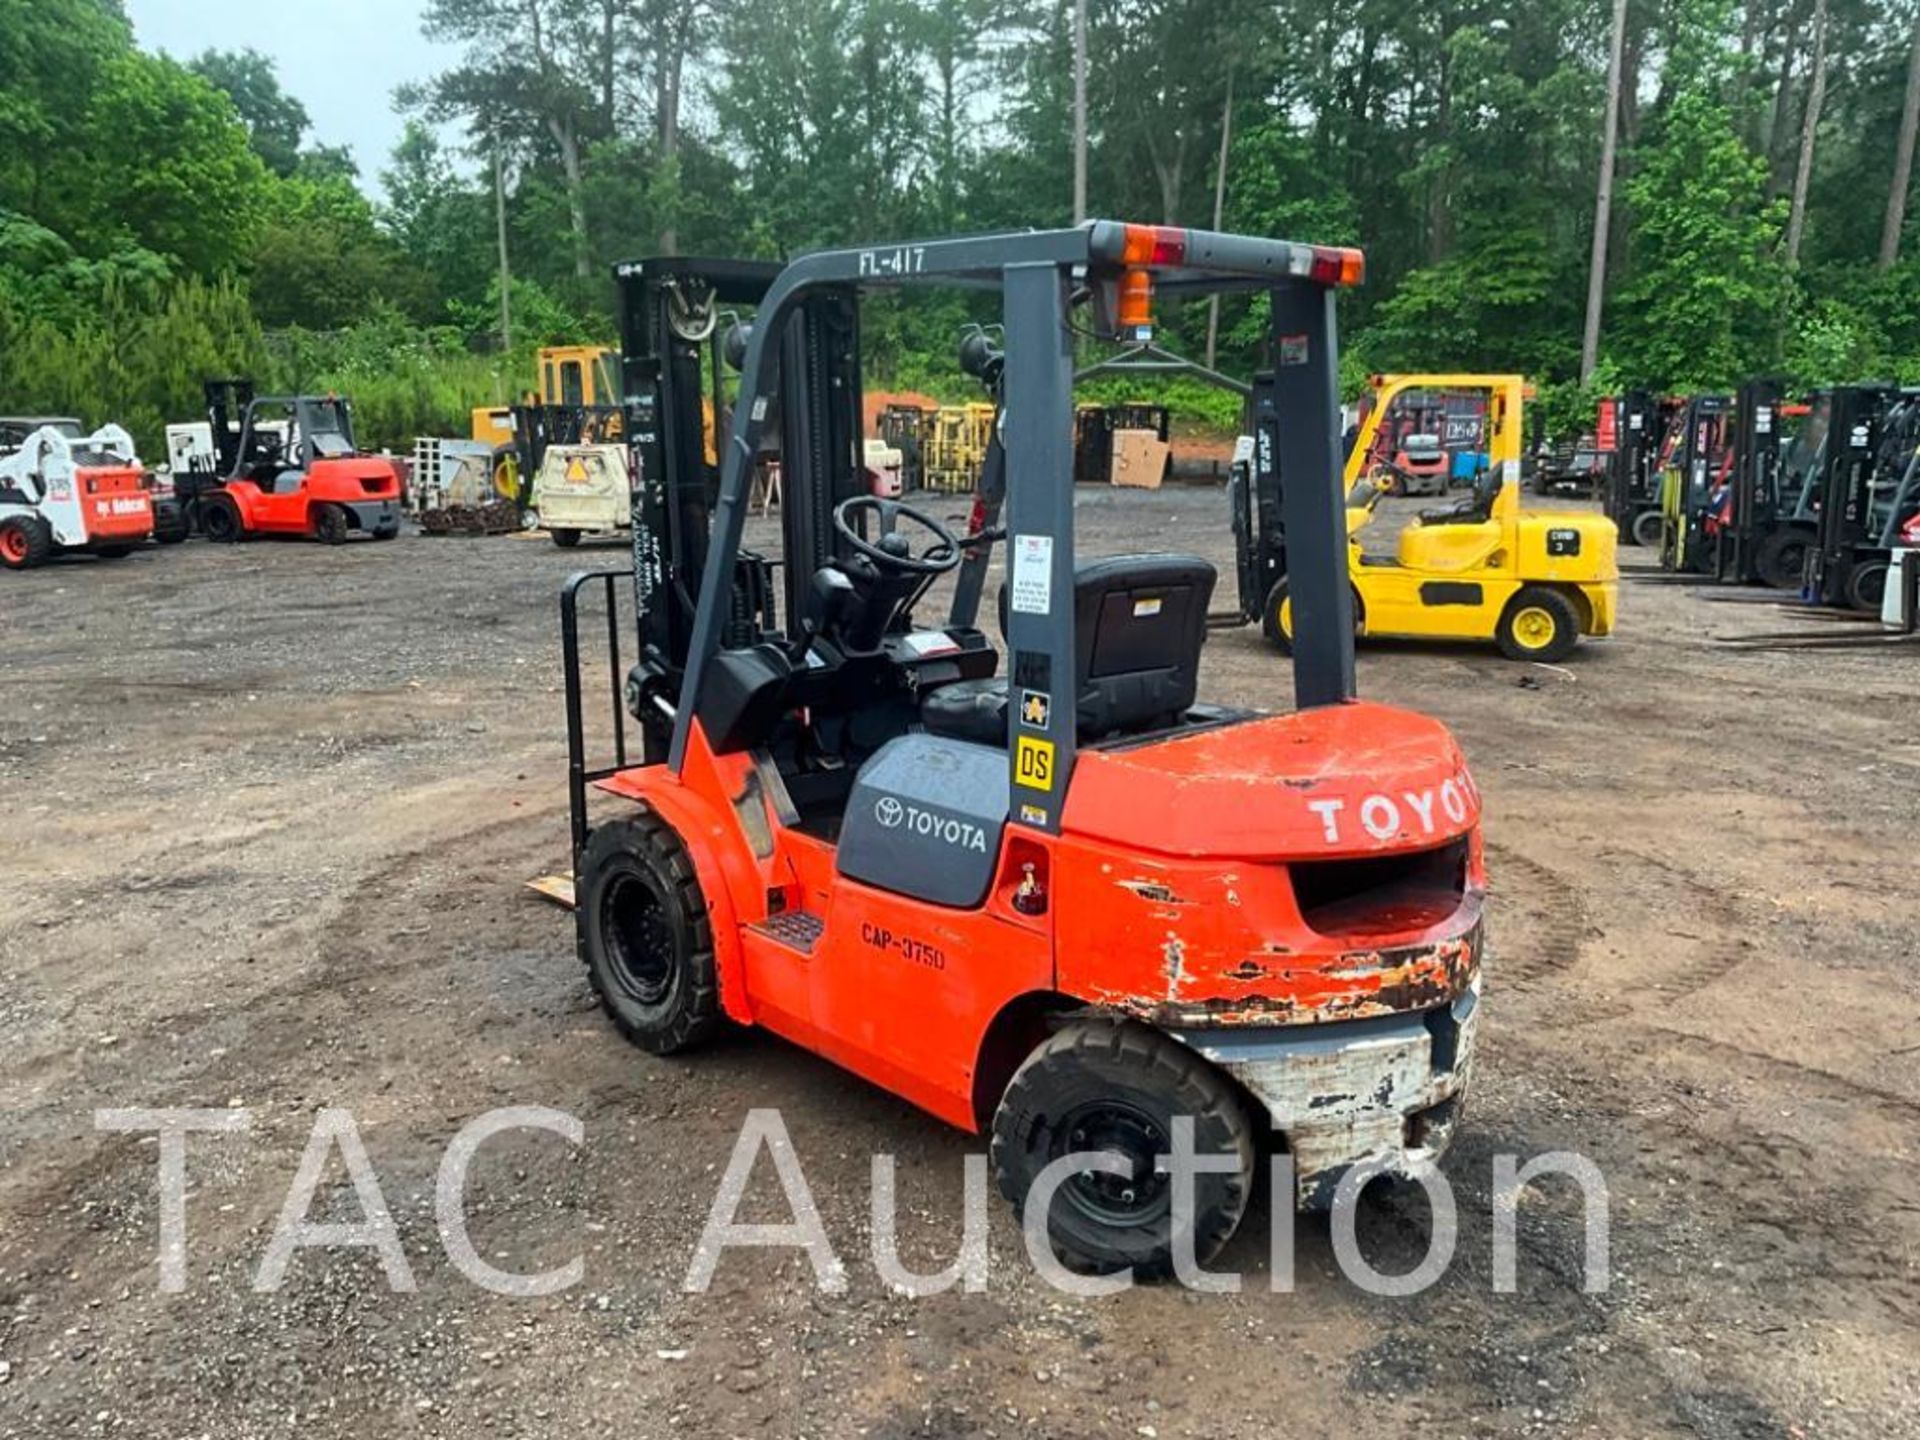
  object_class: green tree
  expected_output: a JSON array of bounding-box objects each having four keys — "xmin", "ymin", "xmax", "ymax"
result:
[
  {"xmin": 76, "ymin": 50, "xmax": 274, "ymax": 277},
  {"xmin": 190, "ymin": 47, "xmax": 310, "ymax": 176},
  {"xmin": 1612, "ymin": 86, "xmax": 1788, "ymax": 387}
]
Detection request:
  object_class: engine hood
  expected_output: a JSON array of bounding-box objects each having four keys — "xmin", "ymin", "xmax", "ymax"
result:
[{"xmin": 1062, "ymin": 702, "xmax": 1479, "ymax": 860}]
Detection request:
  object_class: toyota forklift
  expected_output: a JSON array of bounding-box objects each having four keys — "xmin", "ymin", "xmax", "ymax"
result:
[
  {"xmin": 562, "ymin": 227, "xmax": 1489, "ymax": 1276},
  {"xmin": 172, "ymin": 380, "xmax": 403, "ymax": 544}
]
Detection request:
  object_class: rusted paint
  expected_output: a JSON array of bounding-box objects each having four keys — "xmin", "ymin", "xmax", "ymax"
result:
[
  {"xmin": 1116, "ymin": 878, "xmax": 1188, "ymax": 904},
  {"xmin": 1116, "ymin": 922, "xmax": 1482, "ymax": 1029},
  {"xmin": 1161, "ymin": 933, "xmax": 1187, "ymax": 989}
]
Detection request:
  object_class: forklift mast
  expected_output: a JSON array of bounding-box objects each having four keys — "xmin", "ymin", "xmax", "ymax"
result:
[
  {"xmin": 1717, "ymin": 379, "xmax": 1783, "ymax": 583},
  {"xmin": 1605, "ymin": 388, "xmax": 1660, "ymax": 531},
  {"xmin": 614, "ymin": 256, "xmax": 869, "ymax": 761},
  {"xmin": 1807, "ymin": 385, "xmax": 1891, "ymax": 606},
  {"xmin": 1658, "ymin": 393, "xmax": 1732, "ymax": 571},
  {"xmin": 1229, "ymin": 371, "xmax": 1287, "ymax": 626},
  {"xmin": 202, "ymin": 379, "xmax": 258, "ymax": 476}
]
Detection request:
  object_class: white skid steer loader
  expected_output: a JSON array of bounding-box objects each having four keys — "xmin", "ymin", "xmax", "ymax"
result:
[{"xmin": 0, "ymin": 424, "xmax": 155, "ymax": 570}]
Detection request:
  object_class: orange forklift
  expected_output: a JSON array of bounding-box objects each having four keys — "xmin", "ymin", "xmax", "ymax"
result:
[
  {"xmin": 562, "ymin": 230, "xmax": 1487, "ymax": 1275},
  {"xmin": 175, "ymin": 380, "xmax": 402, "ymax": 544}
]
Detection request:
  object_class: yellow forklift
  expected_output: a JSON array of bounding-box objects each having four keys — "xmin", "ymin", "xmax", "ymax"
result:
[{"xmin": 1264, "ymin": 374, "xmax": 1619, "ymax": 661}]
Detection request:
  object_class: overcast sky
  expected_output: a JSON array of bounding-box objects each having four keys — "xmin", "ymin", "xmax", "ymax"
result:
[{"xmin": 124, "ymin": 0, "xmax": 468, "ymax": 197}]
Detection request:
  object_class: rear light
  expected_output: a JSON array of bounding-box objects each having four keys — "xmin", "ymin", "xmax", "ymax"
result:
[
  {"xmin": 1299, "ymin": 245, "xmax": 1365, "ymax": 287},
  {"xmin": 1116, "ymin": 269, "xmax": 1154, "ymax": 332},
  {"xmin": 1120, "ymin": 224, "xmax": 1186, "ymax": 266}
]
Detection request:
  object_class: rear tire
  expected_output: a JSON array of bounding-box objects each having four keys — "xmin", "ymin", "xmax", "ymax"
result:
[
  {"xmin": 1629, "ymin": 509, "xmax": 1663, "ymax": 549},
  {"xmin": 0, "ymin": 515, "xmax": 54, "ymax": 570},
  {"xmin": 550, "ymin": 528, "xmax": 582, "ymax": 549},
  {"xmin": 313, "ymin": 503, "xmax": 350, "ymax": 546},
  {"xmin": 991, "ymin": 1021, "xmax": 1256, "ymax": 1279},
  {"xmin": 153, "ymin": 509, "xmax": 189, "ymax": 544},
  {"xmin": 1497, "ymin": 585, "xmax": 1581, "ymax": 662},
  {"xmin": 201, "ymin": 496, "xmax": 244, "ymax": 543},
  {"xmin": 1845, "ymin": 559, "xmax": 1890, "ymax": 614},
  {"xmin": 1263, "ymin": 577, "xmax": 1361, "ymax": 655},
  {"xmin": 1755, "ymin": 528, "xmax": 1812, "ymax": 591},
  {"xmin": 578, "ymin": 814, "xmax": 720, "ymax": 1056}
]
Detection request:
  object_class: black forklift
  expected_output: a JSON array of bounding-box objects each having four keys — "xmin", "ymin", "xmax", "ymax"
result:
[
  {"xmin": 1604, "ymin": 389, "xmax": 1671, "ymax": 549},
  {"xmin": 1707, "ymin": 379, "xmax": 1784, "ymax": 586},
  {"xmin": 1806, "ymin": 386, "xmax": 1920, "ymax": 613}
]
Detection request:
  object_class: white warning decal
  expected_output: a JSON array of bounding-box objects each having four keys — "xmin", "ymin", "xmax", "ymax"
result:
[{"xmin": 1010, "ymin": 534, "xmax": 1053, "ymax": 615}]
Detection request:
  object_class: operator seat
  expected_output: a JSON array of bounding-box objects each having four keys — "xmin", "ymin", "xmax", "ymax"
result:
[
  {"xmin": 1419, "ymin": 468, "xmax": 1502, "ymax": 527},
  {"xmin": 918, "ymin": 553, "xmax": 1215, "ymax": 746}
]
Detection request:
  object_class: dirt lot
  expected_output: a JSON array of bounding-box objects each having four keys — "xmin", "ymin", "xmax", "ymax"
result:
[{"xmin": 2, "ymin": 487, "xmax": 1917, "ymax": 1440}]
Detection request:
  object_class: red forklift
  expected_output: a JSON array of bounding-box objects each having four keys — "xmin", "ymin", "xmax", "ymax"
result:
[
  {"xmin": 562, "ymin": 229, "xmax": 1486, "ymax": 1276},
  {"xmin": 174, "ymin": 380, "xmax": 402, "ymax": 544}
]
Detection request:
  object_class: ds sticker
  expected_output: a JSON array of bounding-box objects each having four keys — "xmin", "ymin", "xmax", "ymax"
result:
[{"xmin": 1015, "ymin": 735, "xmax": 1055, "ymax": 790}]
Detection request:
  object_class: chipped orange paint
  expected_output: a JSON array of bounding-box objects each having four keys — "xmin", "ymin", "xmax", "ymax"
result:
[{"xmin": 595, "ymin": 698, "xmax": 1483, "ymax": 1133}]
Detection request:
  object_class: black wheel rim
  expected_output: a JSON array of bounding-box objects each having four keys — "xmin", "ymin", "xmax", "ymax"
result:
[
  {"xmin": 1050, "ymin": 1099, "xmax": 1172, "ymax": 1229},
  {"xmin": 600, "ymin": 872, "xmax": 676, "ymax": 1007}
]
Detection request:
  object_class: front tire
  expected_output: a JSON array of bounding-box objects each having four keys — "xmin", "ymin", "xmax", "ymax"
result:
[
  {"xmin": 1629, "ymin": 509, "xmax": 1663, "ymax": 549},
  {"xmin": 550, "ymin": 527, "xmax": 582, "ymax": 549},
  {"xmin": 1497, "ymin": 586, "xmax": 1581, "ymax": 662},
  {"xmin": 201, "ymin": 496, "xmax": 244, "ymax": 543},
  {"xmin": 1845, "ymin": 559, "xmax": 1890, "ymax": 614},
  {"xmin": 1755, "ymin": 527, "xmax": 1812, "ymax": 591},
  {"xmin": 0, "ymin": 515, "xmax": 54, "ymax": 570},
  {"xmin": 578, "ymin": 814, "xmax": 720, "ymax": 1055},
  {"xmin": 991, "ymin": 1021, "xmax": 1255, "ymax": 1278}
]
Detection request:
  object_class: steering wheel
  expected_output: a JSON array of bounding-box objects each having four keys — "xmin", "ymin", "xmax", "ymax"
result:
[{"xmin": 833, "ymin": 497, "xmax": 964, "ymax": 576}]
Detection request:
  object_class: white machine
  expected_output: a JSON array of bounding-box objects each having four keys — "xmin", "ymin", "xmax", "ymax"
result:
[
  {"xmin": 1884, "ymin": 518, "xmax": 1918, "ymax": 632},
  {"xmin": 0, "ymin": 424, "xmax": 155, "ymax": 569},
  {"xmin": 529, "ymin": 441, "xmax": 632, "ymax": 548}
]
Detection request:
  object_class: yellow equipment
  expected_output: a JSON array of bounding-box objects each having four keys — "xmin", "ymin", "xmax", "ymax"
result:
[
  {"xmin": 464, "ymin": 345, "xmax": 626, "ymax": 504},
  {"xmin": 1271, "ymin": 374, "xmax": 1619, "ymax": 662},
  {"xmin": 922, "ymin": 403, "xmax": 996, "ymax": 493}
]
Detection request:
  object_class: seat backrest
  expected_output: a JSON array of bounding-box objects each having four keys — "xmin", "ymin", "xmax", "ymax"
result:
[
  {"xmin": 1071, "ymin": 554, "xmax": 1215, "ymax": 736},
  {"xmin": 997, "ymin": 552, "xmax": 1216, "ymax": 738}
]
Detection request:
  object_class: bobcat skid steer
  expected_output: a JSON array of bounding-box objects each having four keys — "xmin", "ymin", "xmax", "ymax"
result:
[{"xmin": 0, "ymin": 424, "xmax": 155, "ymax": 570}]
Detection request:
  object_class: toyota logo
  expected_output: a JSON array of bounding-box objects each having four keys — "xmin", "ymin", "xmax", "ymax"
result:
[{"xmin": 875, "ymin": 797, "xmax": 904, "ymax": 828}]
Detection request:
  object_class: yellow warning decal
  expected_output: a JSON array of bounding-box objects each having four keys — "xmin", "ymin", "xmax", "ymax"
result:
[{"xmin": 1015, "ymin": 735, "xmax": 1055, "ymax": 790}]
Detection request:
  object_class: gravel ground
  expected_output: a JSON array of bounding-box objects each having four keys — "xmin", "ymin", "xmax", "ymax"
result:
[{"xmin": 1, "ymin": 486, "xmax": 1917, "ymax": 1439}]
